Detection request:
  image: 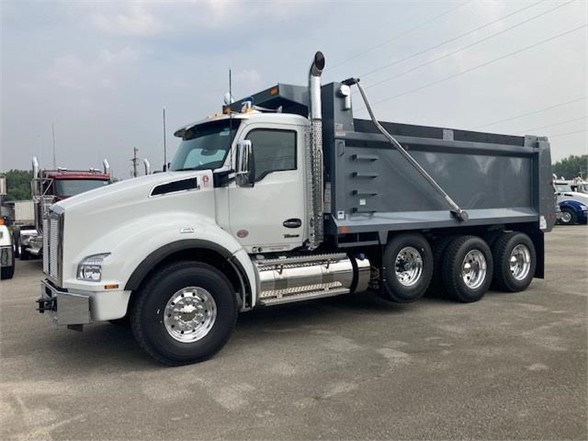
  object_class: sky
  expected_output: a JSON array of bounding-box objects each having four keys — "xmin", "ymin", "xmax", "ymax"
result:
[{"xmin": 1, "ymin": 0, "xmax": 586, "ymax": 179}]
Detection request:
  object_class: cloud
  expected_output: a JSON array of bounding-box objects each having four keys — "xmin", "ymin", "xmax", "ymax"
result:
[
  {"xmin": 234, "ymin": 69, "xmax": 263, "ymax": 92},
  {"xmin": 91, "ymin": 2, "xmax": 163, "ymax": 36},
  {"xmin": 43, "ymin": 48, "xmax": 140, "ymax": 90}
]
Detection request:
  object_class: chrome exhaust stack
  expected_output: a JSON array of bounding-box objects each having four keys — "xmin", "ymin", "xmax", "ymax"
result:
[
  {"xmin": 307, "ymin": 51, "xmax": 325, "ymax": 250},
  {"xmin": 31, "ymin": 157, "xmax": 40, "ymax": 197},
  {"xmin": 143, "ymin": 158, "xmax": 151, "ymax": 175},
  {"xmin": 102, "ymin": 159, "xmax": 110, "ymax": 177}
]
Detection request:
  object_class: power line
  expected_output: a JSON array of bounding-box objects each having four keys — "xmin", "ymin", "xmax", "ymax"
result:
[
  {"xmin": 330, "ymin": 1, "xmax": 472, "ymax": 71},
  {"xmin": 366, "ymin": 0, "xmax": 575, "ymax": 90},
  {"xmin": 548, "ymin": 129, "xmax": 587, "ymax": 139},
  {"xmin": 473, "ymin": 97, "xmax": 586, "ymax": 129},
  {"xmin": 359, "ymin": 0, "xmax": 545, "ymax": 80},
  {"xmin": 521, "ymin": 116, "xmax": 586, "ymax": 133},
  {"xmin": 364, "ymin": 24, "xmax": 587, "ymax": 109}
]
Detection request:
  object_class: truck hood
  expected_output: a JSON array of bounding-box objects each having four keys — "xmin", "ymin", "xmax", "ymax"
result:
[
  {"xmin": 53, "ymin": 170, "xmax": 219, "ymax": 286},
  {"xmin": 56, "ymin": 171, "xmax": 206, "ymax": 212},
  {"xmin": 556, "ymin": 191, "xmax": 588, "ymax": 205}
]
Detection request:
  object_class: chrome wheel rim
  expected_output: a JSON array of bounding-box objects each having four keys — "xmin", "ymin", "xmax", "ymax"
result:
[
  {"xmin": 461, "ymin": 250, "xmax": 487, "ymax": 289},
  {"xmin": 163, "ymin": 287, "xmax": 217, "ymax": 343},
  {"xmin": 509, "ymin": 244, "xmax": 531, "ymax": 281},
  {"xmin": 394, "ymin": 246, "xmax": 423, "ymax": 287},
  {"xmin": 561, "ymin": 212, "xmax": 571, "ymax": 223}
]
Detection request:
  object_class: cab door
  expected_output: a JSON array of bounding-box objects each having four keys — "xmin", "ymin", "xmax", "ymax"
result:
[{"xmin": 227, "ymin": 123, "xmax": 306, "ymax": 253}]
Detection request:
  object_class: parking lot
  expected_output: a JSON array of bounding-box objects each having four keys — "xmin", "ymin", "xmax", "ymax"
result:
[{"xmin": 1, "ymin": 226, "xmax": 586, "ymax": 440}]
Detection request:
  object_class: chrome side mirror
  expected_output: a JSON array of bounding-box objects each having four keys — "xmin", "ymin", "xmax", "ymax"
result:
[{"xmin": 235, "ymin": 140, "xmax": 255, "ymax": 187}]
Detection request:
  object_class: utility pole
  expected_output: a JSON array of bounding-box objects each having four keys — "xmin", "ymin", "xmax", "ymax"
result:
[
  {"xmin": 131, "ymin": 147, "xmax": 139, "ymax": 178},
  {"xmin": 163, "ymin": 107, "xmax": 167, "ymax": 171}
]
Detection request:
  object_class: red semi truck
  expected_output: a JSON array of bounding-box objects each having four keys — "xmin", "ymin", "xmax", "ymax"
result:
[{"xmin": 13, "ymin": 157, "xmax": 111, "ymax": 259}]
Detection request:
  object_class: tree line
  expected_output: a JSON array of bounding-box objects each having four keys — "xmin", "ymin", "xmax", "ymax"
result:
[
  {"xmin": 1, "ymin": 154, "xmax": 586, "ymax": 201},
  {"xmin": 1, "ymin": 170, "xmax": 32, "ymax": 201}
]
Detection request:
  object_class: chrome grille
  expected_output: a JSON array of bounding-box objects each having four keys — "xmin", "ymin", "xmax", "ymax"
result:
[
  {"xmin": 49, "ymin": 217, "xmax": 59, "ymax": 279},
  {"xmin": 42, "ymin": 218, "xmax": 49, "ymax": 274},
  {"xmin": 43, "ymin": 210, "xmax": 62, "ymax": 283}
]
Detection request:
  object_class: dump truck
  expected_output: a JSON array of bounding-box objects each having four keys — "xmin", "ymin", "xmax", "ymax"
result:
[
  {"xmin": 36, "ymin": 52, "xmax": 556, "ymax": 365},
  {"xmin": 14, "ymin": 158, "xmax": 111, "ymax": 259}
]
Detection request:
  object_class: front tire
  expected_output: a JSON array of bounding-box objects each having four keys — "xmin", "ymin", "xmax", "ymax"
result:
[
  {"xmin": 1, "ymin": 264, "xmax": 14, "ymax": 280},
  {"xmin": 559, "ymin": 208, "xmax": 577, "ymax": 225},
  {"xmin": 130, "ymin": 261, "xmax": 238, "ymax": 366},
  {"xmin": 381, "ymin": 233, "xmax": 433, "ymax": 303},
  {"xmin": 442, "ymin": 235, "xmax": 493, "ymax": 303},
  {"xmin": 492, "ymin": 232, "xmax": 536, "ymax": 292}
]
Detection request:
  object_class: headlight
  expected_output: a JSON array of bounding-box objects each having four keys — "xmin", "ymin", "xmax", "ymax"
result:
[{"xmin": 77, "ymin": 253, "xmax": 110, "ymax": 282}]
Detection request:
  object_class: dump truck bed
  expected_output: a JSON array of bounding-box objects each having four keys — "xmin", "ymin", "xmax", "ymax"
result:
[{"xmin": 320, "ymin": 83, "xmax": 554, "ymax": 238}]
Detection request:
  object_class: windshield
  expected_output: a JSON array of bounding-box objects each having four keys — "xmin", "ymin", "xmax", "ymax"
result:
[
  {"xmin": 55, "ymin": 179, "xmax": 109, "ymax": 196},
  {"xmin": 554, "ymin": 183, "xmax": 572, "ymax": 192},
  {"xmin": 170, "ymin": 120, "xmax": 239, "ymax": 171}
]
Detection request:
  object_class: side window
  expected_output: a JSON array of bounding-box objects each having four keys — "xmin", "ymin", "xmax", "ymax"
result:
[{"xmin": 246, "ymin": 129, "xmax": 296, "ymax": 182}]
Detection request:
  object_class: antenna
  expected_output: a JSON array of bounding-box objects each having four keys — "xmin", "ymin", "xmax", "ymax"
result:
[
  {"xmin": 163, "ymin": 107, "xmax": 167, "ymax": 171},
  {"xmin": 51, "ymin": 123, "xmax": 56, "ymax": 169}
]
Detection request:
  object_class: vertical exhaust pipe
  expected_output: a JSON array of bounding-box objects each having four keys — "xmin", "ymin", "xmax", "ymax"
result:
[
  {"xmin": 143, "ymin": 158, "xmax": 151, "ymax": 175},
  {"xmin": 308, "ymin": 51, "xmax": 325, "ymax": 250},
  {"xmin": 102, "ymin": 159, "xmax": 110, "ymax": 177},
  {"xmin": 31, "ymin": 157, "xmax": 40, "ymax": 197},
  {"xmin": 32, "ymin": 157, "xmax": 39, "ymax": 179}
]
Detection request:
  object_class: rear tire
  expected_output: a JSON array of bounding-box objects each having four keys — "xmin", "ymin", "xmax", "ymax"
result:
[
  {"xmin": 442, "ymin": 235, "xmax": 493, "ymax": 303},
  {"xmin": 492, "ymin": 232, "xmax": 536, "ymax": 292},
  {"xmin": 381, "ymin": 233, "xmax": 433, "ymax": 303},
  {"xmin": 130, "ymin": 261, "xmax": 238, "ymax": 366}
]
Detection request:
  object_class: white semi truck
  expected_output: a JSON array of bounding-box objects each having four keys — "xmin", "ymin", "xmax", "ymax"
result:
[{"xmin": 37, "ymin": 52, "xmax": 556, "ymax": 365}]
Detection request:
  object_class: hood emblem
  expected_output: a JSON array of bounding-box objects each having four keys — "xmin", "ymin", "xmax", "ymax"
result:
[{"xmin": 180, "ymin": 227, "xmax": 195, "ymax": 234}]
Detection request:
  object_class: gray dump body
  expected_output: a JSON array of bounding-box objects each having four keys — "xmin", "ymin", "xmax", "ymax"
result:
[{"xmin": 228, "ymin": 81, "xmax": 556, "ymax": 241}]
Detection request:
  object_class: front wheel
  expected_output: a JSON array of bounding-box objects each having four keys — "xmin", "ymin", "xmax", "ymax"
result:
[
  {"xmin": 130, "ymin": 262, "xmax": 238, "ymax": 366},
  {"xmin": 559, "ymin": 208, "xmax": 577, "ymax": 225}
]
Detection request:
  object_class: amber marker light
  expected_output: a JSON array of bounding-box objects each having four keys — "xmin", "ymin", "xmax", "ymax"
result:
[
  {"xmin": 104, "ymin": 284, "xmax": 119, "ymax": 290},
  {"xmin": 270, "ymin": 86, "xmax": 279, "ymax": 96},
  {"xmin": 339, "ymin": 226, "xmax": 349, "ymax": 234}
]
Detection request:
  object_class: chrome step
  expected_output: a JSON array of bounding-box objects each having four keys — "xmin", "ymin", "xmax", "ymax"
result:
[{"xmin": 258, "ymin": 286, "xmax": 349, "ymax": 306}]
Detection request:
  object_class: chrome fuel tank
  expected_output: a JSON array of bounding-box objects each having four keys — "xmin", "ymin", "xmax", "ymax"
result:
[{"xmin": 255, "ymin": 253, "xmax": 370, "ymax": 306}]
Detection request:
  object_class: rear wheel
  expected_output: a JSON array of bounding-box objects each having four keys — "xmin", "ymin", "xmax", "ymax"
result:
[
  {"xmin": 492, "ymin": 232, "xmax": 536, "ymax": 292},
  {"xmin": 442, "ymin": 235, "xmax": 493, "ymax": 303},
  {"xmin": 130, "ymin": 261, "xmax": 238, "ymax": 366},
  {"xmin": 381, "ymin": 233, "xmax": 433, "ymax": 303}
]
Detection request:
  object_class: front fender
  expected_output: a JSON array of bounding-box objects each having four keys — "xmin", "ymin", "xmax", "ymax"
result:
[{"xmin": 63, "ymin": 213, "xmax": 258, "ymax": 304}]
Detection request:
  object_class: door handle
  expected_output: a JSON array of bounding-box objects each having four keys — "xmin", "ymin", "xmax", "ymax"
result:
[{"xmin": 283, "ymin": 218, "xmax": 302, "ymax": 228}]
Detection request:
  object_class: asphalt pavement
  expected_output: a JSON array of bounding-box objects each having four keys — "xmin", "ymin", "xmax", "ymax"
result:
[{"xmin": 1, "ymin": 226, "xmax": 586, "ymax": 440}]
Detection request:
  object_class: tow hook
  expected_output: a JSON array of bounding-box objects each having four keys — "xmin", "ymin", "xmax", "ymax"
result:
[{"xmin": 36, "ymin": 297, "xmax": 56, "ymax": 313}]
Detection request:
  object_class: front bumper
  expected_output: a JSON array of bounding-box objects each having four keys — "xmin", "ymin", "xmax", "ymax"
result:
[{"xmin": 37, "ymin": 280, "xmax": 91, "ymax": 326}]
